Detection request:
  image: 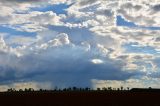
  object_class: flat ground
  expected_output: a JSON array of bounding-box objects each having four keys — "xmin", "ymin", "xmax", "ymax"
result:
[{"xmin": 0, "ymin": 91, "xmax": 160, "ymax": 106}]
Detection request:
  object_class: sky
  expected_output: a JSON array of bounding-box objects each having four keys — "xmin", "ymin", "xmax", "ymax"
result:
[{"xmin": 0, "ymin": 0, "xmax": 160, "ymax": 91}]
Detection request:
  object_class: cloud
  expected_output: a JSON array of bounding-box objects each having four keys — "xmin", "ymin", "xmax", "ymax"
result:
[
  {"xmin": 0, "ymin": 31, "xmax": 137, "ymax": 88},
  {"xmin": 117, "ymin": 1, "xmax": 160, "ymax": 27},
  {"xmin": 78, "ymin": 0, "xmax": 97, "ymax": 6},
  {"xmin": 0, "ymin": 0, "xmax": 159, "ymax": 90},
  {"xmin": 91, "ymin": 59, "xmax": 104, "ymax": 64},
  {"xmin": 92, "ymin": 77, "xmax": 160, "ymax": 89},
  {"xmin": 29, "ymin": 11, "xmax": 62, "ymax": 25},
  {"xmin": 152, "ymin": 4, "xmax": 160, "ymax": 11},
  {"xmin": 0, "ymin": 81, "xmax": 52, "ymax": 91},
  {"xmin": 1, "ymin": 0, "xmax": 44, "ymax": 2}
]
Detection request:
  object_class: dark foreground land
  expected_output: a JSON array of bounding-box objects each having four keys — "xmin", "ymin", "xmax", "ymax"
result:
[{"xmin": 1, "ymin": 89, "xmax": 160, "ymax": 106}]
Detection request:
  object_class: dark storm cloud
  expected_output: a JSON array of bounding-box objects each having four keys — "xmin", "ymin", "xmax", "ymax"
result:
[
  {"xmin": 0, "ymin": 45, "xmax": 138, "ymax": 88},
  {"xmin": 152, "ymin": 4, "xmax": 160, "ymax": 11}
]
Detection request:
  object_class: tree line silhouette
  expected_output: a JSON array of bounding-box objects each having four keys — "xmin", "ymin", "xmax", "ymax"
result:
[
  {"xmin": 6, "ymin": 86, "xmax": 159, "ymax": 93},
  {"xmin": 6, "ymin": 86, "xmax": 131, "ymax": 92}
]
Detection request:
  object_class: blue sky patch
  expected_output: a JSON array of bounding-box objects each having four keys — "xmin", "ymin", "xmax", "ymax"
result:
[
  {"xmin": 123, "ymin": 43, "xmax": 158, "ymax": 54},
  {"xmin": 117, "ymin": 15, "xmax": 137, "ymax": 27},
  {"xmin": 141, "ymin": 26, "xmax": 160, "ymax": 30},
  {"xmin": 0, "ymin": 25, "xmax": 36, "ymax": 36},
  {"xmin": 117, "ymin": 15, "xmax": 160, "ymax": 30},
  {"xmin": 30, "ymin": 4, "xmax": 71, "ymax": 15}
]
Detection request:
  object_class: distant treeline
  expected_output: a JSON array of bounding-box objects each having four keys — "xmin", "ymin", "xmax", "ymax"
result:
[
  {"xmin": 7, "ymin": 86, "xmax": 128, "ymax": 92},
  {"xmin": 6, "ymin": 86, "xmax": 158, "ymax": 92}
]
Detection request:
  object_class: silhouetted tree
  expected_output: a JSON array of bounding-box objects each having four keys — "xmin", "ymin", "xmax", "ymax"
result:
[
  {"xmin": 19, "ymin": 89, "xmax": 23, "ymax": 92},
  {"xmin": 102, "ymin": 87, "xmax": 107, "ymax": 91},
  {"xmin": 85, "ymin": 87, "xmax": 90, "ymax": 91},
  {"xmin": 7, "ymin": 88, "xmax": 16, "ymax": 92},
  {"xmin": 24, "ymin": 88, "xmax": 34, "ymax": 92},
  {"xmin": 63, "ymin": 88, "xmax": 67, "ymax": 91},
  {"xmin": 108, "ymin": 87, "xmax": 112, "ymax": 90},
  {"xmin": 72, "ymin": 87, "xmax": 77, "ymax": 91},
  {"xmin": 67, "ymin": 87, "xmax": 72, "ymax": 91},
  {"xmin": 149, "ymin": 87, "xmax": 152, "ymax": 89},
  {"xmin": 54, "ymin": 86, "xmax": 58, "ymax": 91},
  {"xmin": 39, "ymin": 89, "xmax": 43, "ymax": 91},
  {"xmin": 7, "ymin": 88, "xmax": 12, "ymax": 92},
  {"xmin": 79, "ymin": 88, "xmax": 83, "ymax": 91},
  {"xmin": 28, "ymin": 88, "xmax": 34, "ymax": 91},
  {"xmin": 113, "ymin": 88, "xmax": 116, "ymax": 90},
  {"xmin": 24, "ymin": 88, "xmax": 28, "ymax": 92},
  {"xmin": 97, "ymin": 88, "xmax": 101, "ymax": 91},
  {"xmin": 120, "ymin": 86, "xmax": 123, "ymax": 90}
]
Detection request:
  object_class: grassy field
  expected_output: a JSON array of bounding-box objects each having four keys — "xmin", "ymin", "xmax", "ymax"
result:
[{"xmin": 0, "ymin": 90, "xmax": 160, "ymax": 106}]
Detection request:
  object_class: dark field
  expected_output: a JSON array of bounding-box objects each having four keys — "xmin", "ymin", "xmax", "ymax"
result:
[{"xmin": 0, "ymin": 90, "xmax": 160, "ymax": 106}]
